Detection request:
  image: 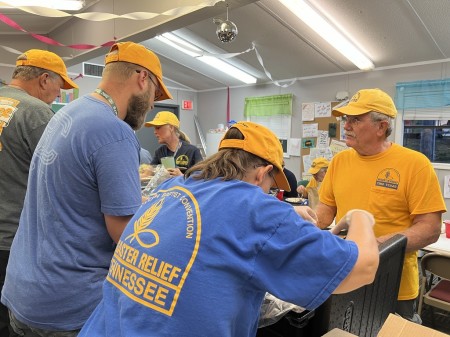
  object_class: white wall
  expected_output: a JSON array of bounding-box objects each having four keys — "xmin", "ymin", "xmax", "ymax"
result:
[
  {"xmin": 197, "ymin": 62, "xmax": 450, "ymax": 218},
  {"xmin": 1, "ymin": 59, "xmax": 448, "ymax": 217}
]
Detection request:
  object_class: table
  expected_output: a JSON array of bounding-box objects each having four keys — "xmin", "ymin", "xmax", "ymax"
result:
[{"xmin": 423, "ymin": 233, "xmax": 450, "ymax": 255}]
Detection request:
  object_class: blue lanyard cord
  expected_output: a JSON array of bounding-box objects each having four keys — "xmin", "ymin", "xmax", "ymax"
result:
[{"xmin": 95, "ymin": 88, "xmax": 118, "ymax": 116}]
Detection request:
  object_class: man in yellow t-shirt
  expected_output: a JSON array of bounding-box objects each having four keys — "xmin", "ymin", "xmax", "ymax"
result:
[{"xmin": 316, "ymin": 88, "xmax": 447, "ymax": 324}]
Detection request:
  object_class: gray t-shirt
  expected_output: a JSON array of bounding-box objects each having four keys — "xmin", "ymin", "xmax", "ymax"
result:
[{"xmin": 0, "ymin": 86, "xmax": 54, "ymax": 250}]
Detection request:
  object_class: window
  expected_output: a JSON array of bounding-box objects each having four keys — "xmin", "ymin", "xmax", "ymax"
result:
[
  {"xmin": 403, "ymin": 120, "xmax": 450, "ymax": 163},
  {"xmin": 395, "ymin": 80, "xmax": 450, "ymax": 164}
]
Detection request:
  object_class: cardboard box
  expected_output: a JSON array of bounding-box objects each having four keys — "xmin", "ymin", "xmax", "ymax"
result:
[
  {"xmin": 322, "ymin": 328, "xmax": 358, "ymax": 337},
  {"xmin": 377, "ymin": 314, "xmax": 449, "ymax": 337},
  {"xmin": 322, "ymin": 314, "xmax": 449, "ymax": 337}
]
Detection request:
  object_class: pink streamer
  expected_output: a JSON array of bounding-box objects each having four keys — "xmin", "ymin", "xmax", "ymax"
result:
[{"xmin": 0, "ymin": 12, "xmax": 115, "ymax": 50}]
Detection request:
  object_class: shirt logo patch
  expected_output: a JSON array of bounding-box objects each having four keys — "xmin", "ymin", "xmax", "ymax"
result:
[
  {"xmin": 375, "ymin": 168, "xmax": 400, "ymax": 190},
  {"xmin": 175, "ymin": 154, "xmax": 189, "ymax": 167},
  {"xmin": 107, "ymin": 186, "xmax": 201, "ymax": 316},
  {"xmin": 0, "ymin": 97, "xmax": 20, "ymax": 151}
]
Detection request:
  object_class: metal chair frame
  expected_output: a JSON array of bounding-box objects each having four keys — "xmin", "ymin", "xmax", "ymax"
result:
[{"xmin": 417, "ymin": 252, "xmax": 450, "ymax": 327}]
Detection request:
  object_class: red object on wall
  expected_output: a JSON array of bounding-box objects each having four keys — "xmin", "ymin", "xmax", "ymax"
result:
[{"xmin": 182, "ymin": 100, "xmax": 193, "ymax": 110}]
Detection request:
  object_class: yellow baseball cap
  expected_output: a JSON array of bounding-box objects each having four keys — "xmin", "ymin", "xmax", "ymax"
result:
[
  {"xmin": 309, "ymin": 157, "xmax": 329, "ymax": 175},
  {"xmin": 332, "ymin": 88, "xmax": 397, "ymax": 118},
  {"xmin": 105, "ymin": 41, "xmax": 172, "ymax": 101},
  {"xmin": 219, "ymin": 121, "xmax": 290, "ymax": 192},
  {"xmin": 16, "ymin": 49, "xmax": 78, "ymax": 90},
  {"xmin": 144, "ymin": 111, "xmax": 179, "ymax": 128}
]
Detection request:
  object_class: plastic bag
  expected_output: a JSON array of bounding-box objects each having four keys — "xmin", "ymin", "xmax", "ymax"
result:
[
  {"xmin": 141, "ymin": 165, "xmax": 171, "ymax": 202},
  {"xmin": 258, "ymin": 293, "xmax": 305, "ymax": 328}
]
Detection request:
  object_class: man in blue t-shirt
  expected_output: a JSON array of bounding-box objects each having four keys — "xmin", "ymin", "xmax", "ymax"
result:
[
  {"xmin": 1, "ymin": 42, "xmax": 172, "ymax": 337},
  {"xmin": 79, "ymin": 121, "xmax": 379, "ymax": 337}
]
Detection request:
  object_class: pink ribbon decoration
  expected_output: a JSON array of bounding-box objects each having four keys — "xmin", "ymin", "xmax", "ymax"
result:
[{"xmin": 0, "ymin": 12, "xmax": 116, "ymax": 49}]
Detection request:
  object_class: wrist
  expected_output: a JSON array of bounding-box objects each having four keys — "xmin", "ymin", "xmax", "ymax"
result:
[{"xmin": 346, "ymin": 209, "xmax": 375, "ymax": 226}]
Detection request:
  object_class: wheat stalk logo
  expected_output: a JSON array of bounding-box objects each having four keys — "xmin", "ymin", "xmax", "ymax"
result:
[{"xmin": 125, "ymin": 198, "xmax": 164, "ymax": 248}]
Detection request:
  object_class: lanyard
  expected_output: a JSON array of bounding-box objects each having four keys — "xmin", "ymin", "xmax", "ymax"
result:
[
  {"xmin": 95, "ymin": 88, "xmax": 118, "ymax": 116},
  {"xmin": 173, "ymin": 141, "xmax": 182, "ymax": 158}
]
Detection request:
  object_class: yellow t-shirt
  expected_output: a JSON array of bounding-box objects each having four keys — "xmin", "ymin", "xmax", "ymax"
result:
[
  {"xmin": 320, "ymin": 143, "xmax": 446, "ymax": 300},
  {"xmin": 306, "ymin": 177, "xmax": 318, "ymax": 189}
]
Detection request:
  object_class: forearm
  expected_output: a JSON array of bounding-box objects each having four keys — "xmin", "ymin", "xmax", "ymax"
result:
[
  {"xmin": 105, "ymin": 214, "xmax": 134, "ymax": 243},
  {"xmin": 315, "ymin": 202, "xmax": 336, "ymax": 229},
  {"xmin": 376, "ymin": 212, "xmax": 442, "ymax": 252},
  {"xmin": 333, "ymin": 210, "xmax": 379, "ymax": 294}
]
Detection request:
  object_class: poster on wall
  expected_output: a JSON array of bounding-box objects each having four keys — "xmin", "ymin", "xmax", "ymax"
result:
[
  {"xmin": 315, "ymin": 102, "xmax": 331, "ymax": 118},
  {"xmin": 302, "ymin": 138, "xmax": 315, "ymax": 149},
  {"xmin": 302, "ymin": 103, "xmax": 315, "ymax": 121},
  {"xmin": 288, "ymin": 138, "xmax": 301, "ymax": 156},
  {"xmin": 445, "ymin": 175, "xmax": 450, "ymax": 198},
  {"xmin": 302, "ymin": 123, "xmax": 318, "ymax": 137},
  {"xmin": 317, "ymin": 130, "xmax": 329, "ymax": 148}
]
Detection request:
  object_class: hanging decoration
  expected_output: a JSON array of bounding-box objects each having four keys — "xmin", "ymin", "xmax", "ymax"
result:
[
  {"xmin": 0, "ymin": 0, "xmax": 223, "ymax": 21},
  {"xmin": 198, "ymin": 42, "xmax": 296, "ymax": 88},
  {"xmin": 213, "ymin": 3, "xmax": 237, "ymax": 43},
  {"xmin": 0, "ymin": 13, "xmax": 116, "ymax": 49}
]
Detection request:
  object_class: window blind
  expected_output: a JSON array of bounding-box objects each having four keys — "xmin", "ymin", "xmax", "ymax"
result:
[
  {"xmin": 395, "ymin": 79, "xmax": 450, "ymax": 120},
  {"xmin": 244, "ymin": 94, "xmax": 293, "ymax": 117}
]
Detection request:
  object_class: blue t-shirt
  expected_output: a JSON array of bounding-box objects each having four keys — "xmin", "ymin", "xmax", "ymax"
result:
[
  {"xmin": 1, "ymin": 96, "xmax": 142, "ymax": 330},
  {"xmin": 79, "ymin": 175, "xmax": 358, "ymax": 337}
]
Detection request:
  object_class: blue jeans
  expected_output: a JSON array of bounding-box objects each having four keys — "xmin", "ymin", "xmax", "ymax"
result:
[{"xmin": 8, "ymin": 312, "xmax": 79, "ymax": 337}]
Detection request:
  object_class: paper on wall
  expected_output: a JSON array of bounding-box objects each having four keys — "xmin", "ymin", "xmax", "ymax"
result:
[
  {"xmin": 340, "ymin": 120, "xmax": 346, "ymax": 141},
  {"xmin": 445, "ymin": 175, "xmax": 450, "ymax": 198},
  {"xmin": 329, "ymin": 139, "xmax": 348, "ymax": 156},
  {"xmin": 315, "ymin": 102, "xmax": 331, "ymax": 118},
  {"xmin": 317, "ymin": 130, "xmax": 329, "ymax": 148},
  {"xmin": 309, "ymin": 147, "xmax": 333, "ymax": 161},
  {"xmin": 302, "ymin": 103, "xmax": 315, "ymax": 121},
  {"xmin": 302, "ymin": 123, "xmax": 318, "ymax": 137},
  {"xmin": 302, "ymin": 155, "xmax": 312, "ymax": 174},
  {"xmin": 288, "ymin": 138, "xmax": 301, "ymax": 156}
]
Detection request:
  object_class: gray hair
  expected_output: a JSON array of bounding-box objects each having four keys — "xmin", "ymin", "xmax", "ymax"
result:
[
  {"xmin": 12, "ymin": 66, "xmax": 60, "ymax": 82},
  {"xmin": 369, "ymin": 111, "xmax": 393, "ymax": 138}
]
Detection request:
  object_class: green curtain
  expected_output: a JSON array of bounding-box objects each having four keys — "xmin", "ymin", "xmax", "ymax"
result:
[{"xmin": 244, "ymin": 94, "xmax": 293, "ymax": 117}]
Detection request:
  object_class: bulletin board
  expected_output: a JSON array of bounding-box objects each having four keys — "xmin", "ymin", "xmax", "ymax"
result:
[{"xmin": 300, "ymin": 101, "xmax": 345, "ymax": 177}]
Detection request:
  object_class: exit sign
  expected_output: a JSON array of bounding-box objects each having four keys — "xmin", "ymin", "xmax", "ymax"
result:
[{"xmin": 182, "ymin": 100, "xmax": 193, "ymax": 110}]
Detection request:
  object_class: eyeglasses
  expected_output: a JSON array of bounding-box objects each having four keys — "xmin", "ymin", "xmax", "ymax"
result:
[
  {"xmin": 135, "ymin": 70, "xmax": 163, "ymax": 100},
  {"xmin": 341, "ymin": 115, "xmax": 364, "ymax": 126}
]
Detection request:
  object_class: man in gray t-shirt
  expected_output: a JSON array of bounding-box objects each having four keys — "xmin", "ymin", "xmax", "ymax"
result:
[{"xmin": 0, "ymin": 49, "xmax": 77, "ymax": 337}]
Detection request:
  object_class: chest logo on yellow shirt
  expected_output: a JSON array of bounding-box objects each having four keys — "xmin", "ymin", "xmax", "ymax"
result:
[{"xmin": 375, "ymin": 168, "xmax": 400, "ymax": 190}]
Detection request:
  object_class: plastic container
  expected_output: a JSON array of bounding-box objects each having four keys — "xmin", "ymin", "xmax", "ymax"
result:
[{"xmin": 444, "ymin": 220, "xmax": 450, "ymax": 238}]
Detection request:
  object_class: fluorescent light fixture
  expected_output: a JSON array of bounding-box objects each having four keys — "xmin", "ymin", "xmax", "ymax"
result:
[
  {"xmin": 278, "ymin": 0, "xmax": 374, "ymax": 71},
  {"xmin": 0, "ymin": 0, "xmax": 85, "ymax": 11},
  {"xmin": 157, "ymin": 33, "xmax": 257, "ymax": 84}
]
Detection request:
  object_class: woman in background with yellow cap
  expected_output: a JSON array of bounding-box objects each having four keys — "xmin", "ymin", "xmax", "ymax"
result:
[{"xmin": 145, "ymin": 111, "xmax": 203, "ymax": 176}]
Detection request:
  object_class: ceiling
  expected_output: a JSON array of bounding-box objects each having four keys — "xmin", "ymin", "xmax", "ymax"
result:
[{"xmin": 2, "ymin": 0, "xmax": 450, "ymax": 92}]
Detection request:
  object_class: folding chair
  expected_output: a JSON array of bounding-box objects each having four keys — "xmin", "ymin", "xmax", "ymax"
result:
[{"xmin": 417, "ymin": 252, "xmax": 450, "ymax": 327}]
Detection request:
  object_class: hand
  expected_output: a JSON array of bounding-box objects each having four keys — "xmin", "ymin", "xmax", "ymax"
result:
[
  {"xmin": 296, "ymin": 185, "xmax": 306, "ymax": 197},
  {"xmin": 293, "ymin": 205, "xmax": 318, "ymax": 225},
  {"xmin": 331, "ymin": 209, "xmax": 375, "ymax": 235},
  {"xmin": 167, "ymin": 168, "xmax": 183, "ymax": 177}
]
